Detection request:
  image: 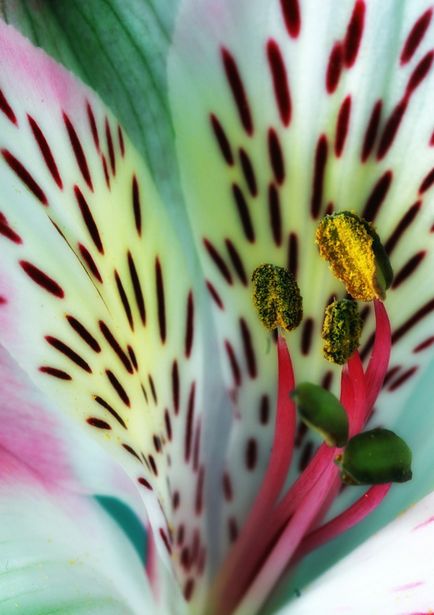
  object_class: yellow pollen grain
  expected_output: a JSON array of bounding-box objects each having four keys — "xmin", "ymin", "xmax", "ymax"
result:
[{"xmin": 316, "ymin": 212, "xmax": 383, "ymax": 301}]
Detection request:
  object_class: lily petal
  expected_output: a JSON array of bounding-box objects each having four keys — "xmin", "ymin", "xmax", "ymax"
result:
[
  {"xmin": 0, "ymin": 20, "xmax": 213, "ymax": 602},
  {"xmin": 0, "ymin": 446, "xmax": 157, "ymax": 615},
  {"xmin": 169, "ymin": 0, "xmax": 434, "ymax": 542},
  {"xmin": 282, "ymin": 490, "xmax": 434, "ymax": 614}
]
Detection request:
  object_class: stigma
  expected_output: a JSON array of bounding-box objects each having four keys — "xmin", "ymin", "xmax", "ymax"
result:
[{"xmin": 316, "ymin": 211, "xmax": 393, "ymax": 301}]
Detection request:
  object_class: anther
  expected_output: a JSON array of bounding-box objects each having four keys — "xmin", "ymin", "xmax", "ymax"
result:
[
  {"xmin": 316, "ymin": 211, "xmax": 393, "ymax": 301},
  {"xmin": 251, "ymin": 264, "xmax": 303, "ymax": 332},
  {"xmin": 322, "ymin": 298, "xmax": 362, "ymax": 365}
]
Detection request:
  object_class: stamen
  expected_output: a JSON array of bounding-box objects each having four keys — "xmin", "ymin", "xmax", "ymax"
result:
[
  {"xmin": 251, "ymin": 264, "xmax": 302, "ymax": 331},
  {"xmin": 322, "ymin": 298, "xmax": 362, "ymax": 364},
  {"xmin": 316, "ymin": 211, "xmax": 393, "ymax": 300}
]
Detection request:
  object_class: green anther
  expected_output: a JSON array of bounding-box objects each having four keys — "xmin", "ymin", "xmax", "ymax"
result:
[
  {"xmin": 339, "ymin": 428, "xmax": 413, "ymax": 485},
  {"xmin": 322, "ymin": 298, "xmax": 363, "ymax": 365},
  {"xmin": 251, "ymin": 264, "xmax": 303, "ymax": 332},
  {"xmin": 316, "ymin": 211, "xmax": 393, "ymax": 301},
  {"xmin": 291, "ymin": 382, "xmax": 349, "ymax": 447}
]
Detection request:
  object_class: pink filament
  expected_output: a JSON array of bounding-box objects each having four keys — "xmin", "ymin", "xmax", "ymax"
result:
[
  {"xmin": 216, "ymin": 335, "xmax": 296, "ymax": 613},
  {"xmin": 365, "ymin": 300, "xmax": 391, "ymax": 409}
]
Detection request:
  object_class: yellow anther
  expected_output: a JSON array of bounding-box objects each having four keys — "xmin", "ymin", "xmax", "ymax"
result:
[
  {"xmin": 322, "ymin": 298, "xmax": 362, "ymax": 365},
  {"xmin": 316, "ymin": 211, "xmax": 393, "ymax": 301},
  {"xmin": 252, "ymin": 264, "xmax": 303, "ymax": 332}
]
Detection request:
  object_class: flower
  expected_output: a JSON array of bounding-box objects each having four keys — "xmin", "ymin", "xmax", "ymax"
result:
[{"xmin": 1, "ymin": 1, "xmax": 434, "ymax": 614}]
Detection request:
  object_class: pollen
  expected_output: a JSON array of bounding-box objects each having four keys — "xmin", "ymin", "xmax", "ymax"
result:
[
  {"xmin": 251, "ymin": 264, "xmax": 303, "ymax": 332},
  {"xmin": 322, "ymin": 298, "xmax": 362, "ymax": 365},
  {"xmin": 316, "ymin": 211, "xmax": 393, "ymax": 301}
]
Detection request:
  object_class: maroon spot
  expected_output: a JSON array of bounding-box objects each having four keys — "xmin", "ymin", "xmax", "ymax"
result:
[
  {"xmin": 78, "ymin": 243, "xmax": 103, "ymax": 283},
  {"xmin": 0, "ymin": 213, "xmax": 22, "ymax": 244},
  {"xmin": 159, "ymin": 528, "xmax": 172, "ymax": 554},
  {"xmin": 245, "ymin": 438, "xmax": 258, "ymax": 470},
  {"xmin": 195, "ymin": 466, "xmax": 205, "ymax": 515},
  {"xmin": 106, "ymin": 369, "xmax": 130, "ymax": 406},
  {"xmin": 280, "ymin": 0, "xmax": 301, "ymax": 38},
  {"xmin": 118, "ymin": 126, "xmax": 125, "ymax": 157},
  {"xmin": 392, "ymin": 251, "xmax": 426, "ymax": 289},
  {"xmin": 225, "ymin": 239, "xmax": 248, "ymax": 285},
  {"xmin": 301, "ymin": 318, "xmax": 314, "ymax": 355},
  {"xmin": 228, "ymin": 517, "xmax": 239, "ymax": 543},
  {"xmin": 99, "ymin": 321, "xmax": 133, "ymax": 374},
  {"xmin": 268, "ymin": 128, "xmax": 285, "ymax": 185},
  {"xmin": 105, "ymin": 118, "xmax": 116, "ymax": 175},
  {"xmin": 172, "ymin": 361, "xmax": 180, "ymax": 415},
  {"xmin": 335, "ymin": 95, "xmax": 351, "ymax": 157},
  {"xmin": 414, "ymin": 336, "xmax": 434, "ymax": 353},
  {"xmin": 193, "ymin": 422, "xmax": 201, "ymax": 472},
  {"xmin": 87, "ymin": 417, "xmax": 111, "ymax": 430},
  {"xmin": 210, "ymin": 113, "xmax": 234, "ymax": 165},
  {"xmin": 155, "ymin": 258, "xmax": 166, "ymax": 343},
  {"xmin": 0, "ymin": 89, "xmax": 17, "ymax": 124},
  {"xmin": 66, "ymin": 315, "xmax": 101, "ymax": 352},
  {"xmin": 101, "ymin": 156, "xmax": 110, "ymax": 188},
  {"xmin": 203, "ymin": 238, "xmax": 233, "ymax": 284},
  {"xmin": 239, "ymin": 148, "xmax": 258, "ymax": 196},
  {"xmin": 361, "ymin": 100, "xmax": 382, "ymax": 162},
  {"xmin": 39, "ymin": 366, "xmax": 71, "ymax": 380},
  {"xmin": 2, "ymin": 149, "xmax": 48, "ymax": 205},
  {"xmin": 131, "ymin": 175, "xmax": 142, "ymax": 236},
  {"xmin": 377, "ymin": 100, "xmax": 408, "ymax": 160},
  {"xmin": 127, "ymin": 346, "xmax": 138, "ymax": 371},
  {"xmin": 388, "ymin": 366, "xmax": 418, "ymax": 391},
  {"xmin": 95, "ymin": 395, "xmax": 127, "ymax": 429},
  {"xmin": 295, "ymin": 422, "xmax": 308, "ymax": 447},
  {"xmin": 299, "ymin": 441, "xmax": 314, "ymax": 471},
  {"xmin": 384, "ymin": 365, "xmax": 402, "ymax": 387},
  {"xmin": 222, "ymin": 472, "xmax": 233, "ymax": 501},
  {"xmin": 344, "ymin": 1, "xmax": 365, "ymax": 67},
  {"xmin": 46, "ymin": 336, "xmax": 92, "ymax": 373},
  {"xmin": 177, "ymin": 524, "xmax": 185, "ymax": 546},
  {"xmin": 225, "ymin": 340, "xmax": 242, "ymax": 387},
  {"xmin": 310, "ymin": 135, "xmax": 328, "ymax": 218},
  {"xmin": 86, "ymin": 102, "xmax": 100, "ymax": 152},
  {"xmin": 138, "ymin": 477, "xmax": 152, "ymax": 490},
  {"xmin": 206, "ymin": 280, "xmax": 224, "ymax": 309},
  {"xmin": 419, "ymin": 168, "xmax": 434, "ymax": 194},
  {"xmin": 185, "ymin": 382, "xmax": 196, "ymax": 463},
  {"xmin": 185, "ymin": 291, "xmax": 194, "ymax": 358},
  {"xmin": 183, "ymin": 579, "xmax": 195, "ymax": 602},
  {"xmin": 221, "ymin": 47, "xmax": 254, "ymax": 135},
  {"xmin": 326, "ymin": 43, "xmax": 343, "ymax": 94},
  {"xmin": 288, "ymin": 232, "xmax": 298, "ymax": 276},
  {"xmin": 362, "ymin": 170, "xmax": 393, "ymax": 221},
  {"xmin": 128, "ymin": 252, "xmax": 146, "ymax": 325},
  {"xmin": 401, "ymin": 9, "xmax": 433, "ymax": 65},
  {"xmin": 240, "ymin": 318, "xmax": 257, "ymax": 378},
  {"xmin": 114, "ymin": 270, "xmax": 134, "ymax": 330},
  {"xmin": 28, "ymin": 115, "xmax": 63, "ymax": 189},
  {"xmin": 259, "ymin": 394, "xmax": 270, "ymax": 425},
  {"xmin": 405, "ymin": 51, "xmax": 434, "ymax": 100},
  {"xmin": 164, "ymin": 409, "xmax": 172, "ymax": 441},
  {"xmin": 148, "ymin": 374, "xmax": 158, "ymax": 404},
  {"xmin": 153, "ymin": 435, "xmax": 162, "ymax": 453},
  {"xmin": 385, "ymin": 201, "xmax": 421, "ymax": 256},
  {"xmin": 122, "ymin": 444, "xmax": 141, "ymax": 462},
  {"xmin": 148, "ymin": 454, "xmax": 158, "ymax": 475},
  {"xmin": 392, "ymin": 298, "xmax": 434, "ymax": 344},
  {"xmin": 232, "ymin": 183, "xmax": 255, "ymax": 242},
  {"xmin": 322, "ymin": 371, "xmax": 334, "ymax": 391},
  {"xmin": 268, "ymin": 183, "xmax": 282, "ymax": 246},
  {"xmin": 63, "ymin": 113, "xmax": 93, "ymax": 190},
  {"xmin": 74, "ymin": 186, "xmax": 104, "ymax": 254},
  {"xmin": 267, "ymin": 39, "xmax": 292, "ymax": 126},
  {"xmin": 20, "ymin": 261, "xmax": 64, "ymax": 298}
]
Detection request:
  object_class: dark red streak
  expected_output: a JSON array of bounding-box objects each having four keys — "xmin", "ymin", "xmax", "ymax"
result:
[
  {"xmin": 2, "ymin": 149, "xmax": 48, "ymax": 205},
  {"xmin": 115, "ymin": 270, "xmax": 134, "ymax": 330},
  {"xmin": 280, "ymin": 0, "xmax": 301, "ymax": 38},
  {"xmin": 0, "ymin": 89, "xmax": 17, "ymax": 124},
  {"xmin": 165, "ymin": 409, "xmax": 172, "ymax": 441},
  {"xmin": 0, "ymin": 213, "xmax": 22, "ymax": 244},
  {"xmin": 232, "ymin": 183, "xmax": 255, "ymax": 242},
  {"xmin": 268, "ymin": 128, "xmax": 285, "ymax": 185},
  {"xmin": 99, "ymin": 320, "xmax": 133, "ymax": 374},
  {"xmin": 172, "ymin": 361, "xmax": 180, "ymax": 415},
  {"xmin": 195, "ymin": 467, "xmax": 205, "ymax": 515},
  {"xmin": 185, "ymin": 291, "xmax": 195, "ymax": 357},
  {"xmin": 384, "ymin": 201, "xmax": 421, "ymax": 255},
  {"xmin": 391, "ymin": 251, "xmax": 426, "ymax": 289},
  {"xmin": 259, "ymin": 394, "xmax": 270, "ymax": 425},
  {"xmin": 78, "ymin": 243, "xmax": 103, "ymax": 283},
  {"xmin": 301, "ymin": 318, "xmax": 314, "ymax": 355},
  {"xmin": 221, "ymin": 48, "xmax": 254, "ymax": 135},
  {"xmin": 206, "ymin": 280, "xmax": 224, "ymax": 309},
  {"xmin": 414, "ymin": 336, "xmax": 434, "ymax": 353},
  {"xmin": 105, "ymin": 118, "xmax": 116, "ymax": 175},
  {"xmin": 45, "ymin": 335, "xmax": 92, "ymax": 373},
  {"xmin": 245, "ymin": 438, "xmax": 258, "ymax": 470},
  {"xmin": 20, "ymin": 260, "xmax": 64, "ymax": 298},
  {"xmin": 311, "ymin": 135, "xmax": 328, "ymax": 218},
  {"xmin": 74, "ymin": 186, "xmax": 104, "ymax": 254},
  {"xmin": 288, "ymin": 232, "xmax": 298, "ymax": 276},
  {"xmin": 335, "ymin": 96, "xmax": 351, "ymax": 157},
  {"xmin": 267, "ymin": 39, "xmax": 292, "ymax": 126},
  {"xmin": 239, "ymin": 148, "xmax": 258, "ymax": 196},
  {"xmin": 106, "ymin": 369, "xmax": 130, "ymax": 407},
  {"xmin": 344, "ymin": 1, "xmax": 365, "ymax": 67},
  {"xmin": 63, "ymin": 113, "xmax": 93, "ymax": 190},
  {"xmin": 203, "ymin": 239, "xmax": 233, "ymax": 284},
  {"xmin": 225, "ymin": 239, "xmax": 248, "ymax": 285},
  {"xmin": 225, "ymin": 340, "xmax": 242, "ymax": 387},
  {"xmin": 155, "ymin": 258, "xmax": 166, "ymax": 344},
  {"xmin": 268, "ymin": 183, "xmax": 282, "ymax": 246},
  {"xmin": 132, "ymin": 175, "xmax": 142, "ymax": 236},
  {"xmin": 87, "ymin": 417, "xmax": 111, "ymax": 430},
  {"xmin": 240, "ymin": 318, "xmax": 257, "ymax": 378},
  {"xmin": 401, "ymin": 9, "xmax": 433, "ymax": 65},
  {"xmin": 39, "ymin": 366, "xmax": 71, "ymax": 380},
  {"xmin": 388, "ymin": 366, "xmax": 418, "ymax": 391},
  {"xmin": 361, "ymin": 100, "xmax": 382, "ymax": 162},
  {"xmin": 377, "ymin": 100, "xmax": 407, "ymax": 160},
  {"xmin": 405, "ymin": 51, "xmax": 434, "ymax": 100},
  {"xmin": 210, "ymin": 114, "xmax": 234, "ymax": 165},
  {"xmin": 326, "ymin": 43, "xmax": 343, "ymax": 94},
  {"xmin": 118, "ymin": 126, "xmax": 125, "ymax": 157},
  {"xmin": 419, "ymin": 168, "xmax": 434, "ymax": 193},
  {"xmin": 87, "ymin": 102, "xmax": 100, "ymax": 152},
  {"xmin": 185, "ymin": 382, "xmax": 196, "ymax": 463},
  {"xmin": 28, "ymin": 115, "xmax": 63, "ymax": 189},
  {"xmin": 361, "ymin": 170, "xmax": 393, "ymax": 221},
  {"xmin": 392, "ymin": 298, "xmax": 434, "ymax": 344},
  {"xmin": 128, "ymin": 252, "xmax": 146, "ymax": 325}
]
